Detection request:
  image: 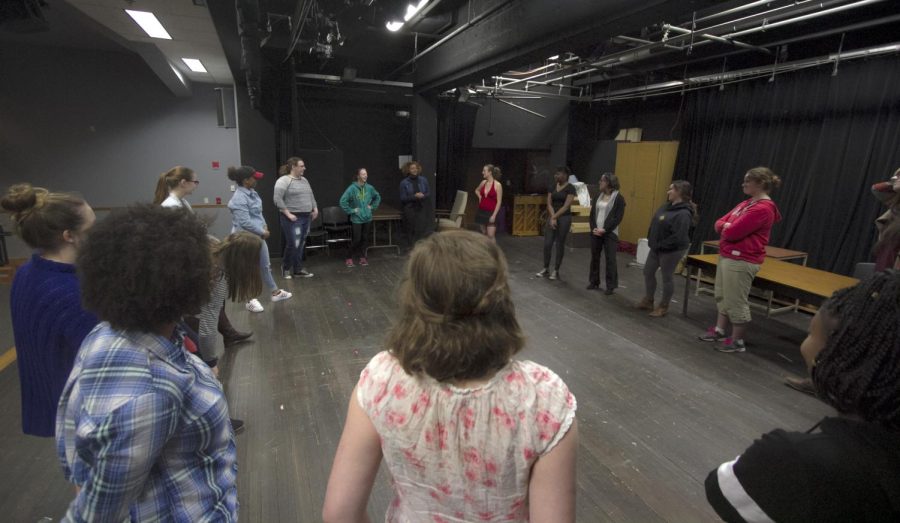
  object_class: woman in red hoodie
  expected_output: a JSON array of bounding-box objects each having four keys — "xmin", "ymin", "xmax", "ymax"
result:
[{"xmin": 698, "ymin": 167, "xmax": 782, "ymax": 353}]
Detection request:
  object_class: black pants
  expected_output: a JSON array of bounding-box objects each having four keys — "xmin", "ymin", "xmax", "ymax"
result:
[
  {"xmin": 542, "ymin": 214, "xmax": 572, "ymax": 270},
  {"xmin": 402, "ymin": 204, "xmax": 429, "ymax": 248},
  {"xmin": 350, "ymin": 221, "xmax": 372, "ymax": 259},
  {"xmin": 589, "ymin": 232, "xmax": 619, "ymax": 289}
]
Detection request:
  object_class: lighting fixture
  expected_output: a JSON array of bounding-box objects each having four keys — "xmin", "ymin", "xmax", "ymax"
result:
[
  {"xmin": 125, "ymin": 10, "xmax": 172, "ymax": 40},
  {"xmin": 182, "ymin": 58, "xmax": 208, "ymax": 73},
  {"xmin": 386, "ymin": 0, "xmax": 429, "ymax": 32}
]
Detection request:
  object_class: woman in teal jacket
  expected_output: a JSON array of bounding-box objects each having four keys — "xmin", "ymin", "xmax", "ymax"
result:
[{"xmin": 339, "ymin": 168, "xmax": 381, "ymax": 267}]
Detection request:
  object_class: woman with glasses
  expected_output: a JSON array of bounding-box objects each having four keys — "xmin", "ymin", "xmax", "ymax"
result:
[{"xmin": 154, "ymin": 166, "xmax": 199, "ymax": 210}]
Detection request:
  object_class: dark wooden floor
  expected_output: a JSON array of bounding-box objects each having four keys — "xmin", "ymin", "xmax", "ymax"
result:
[{"xmin": 0, "ymin": 236, "xmax": 832, "ymax": 522}]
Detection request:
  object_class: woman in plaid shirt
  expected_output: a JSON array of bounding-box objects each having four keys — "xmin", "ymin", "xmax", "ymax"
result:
[{"xmin": 56, "ymin": 205, "xmax": 238, "ymax": 522}]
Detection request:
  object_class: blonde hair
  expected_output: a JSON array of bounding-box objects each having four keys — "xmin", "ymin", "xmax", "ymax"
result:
[
  {"xmin": 211, "ymin": 232, "xmax": 263, "ymax": 302},
  {"xmin": 154, "ymin": 166, "xmax": 195, "ymax": 205},
  {"xmin": 1, "ymin": 183, "xmax": 87, "ymax": 251},
  {"xmin": 386, "ymin": 229, "xmax": 525, "ymax": 381}
]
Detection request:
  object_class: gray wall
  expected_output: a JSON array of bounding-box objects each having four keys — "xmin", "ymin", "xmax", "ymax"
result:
[
  {"xmin": 471, "ymin": 91, "xmax": 569, "ymax": 166},
  {"xmin": 0, "ymin": 42, "xmax": 240, "ymax": 258}
]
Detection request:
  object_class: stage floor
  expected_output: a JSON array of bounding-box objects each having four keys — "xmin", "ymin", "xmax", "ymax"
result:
[{"xmin": 0, "ymin": 236, "xmax": 831, "ymax": 522}]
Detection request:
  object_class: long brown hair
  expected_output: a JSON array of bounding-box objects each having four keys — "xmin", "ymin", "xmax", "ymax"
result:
[
  {"xmin": 279, "ymin": 157, "xmax": 303, "ymax": 176},
  {"xmin": 1, "ymin": 183, "xmax": 88, "ymax": 251},
  {"xmin": 386, "ymin": 229, "xmax": 525, "ymax": 382},
  {"xmin": 154, "ymin": 166, "xmax": 195, "ymax": 205},
  {"xmin": 211, "ymin": 232, "xmax": 263, "ymax": 302}
]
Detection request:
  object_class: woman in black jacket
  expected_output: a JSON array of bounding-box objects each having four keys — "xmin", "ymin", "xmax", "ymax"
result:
[
  {"xmin": 588, "ymin": 173, "xmax": 626, "ymax": 295},
  {"xmin": 637, "ymin": 180, "xmax": 696, "ymax": 317}
]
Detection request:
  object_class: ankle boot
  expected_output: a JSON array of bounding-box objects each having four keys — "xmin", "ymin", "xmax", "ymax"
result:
[
  {"xmin": 218, "ymin": 307, "xmax": 252, "ymax": 345},
  {"xmin": 649, "ymin": 305, "xmax": 668, "ymax": 317},
  {"xmin": 636, "ymin": 297, "xmax": 654, "ymax": 311}
]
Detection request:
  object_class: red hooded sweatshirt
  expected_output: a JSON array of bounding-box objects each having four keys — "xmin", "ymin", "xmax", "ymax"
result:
[{"xmin": 715, "ymin": 198, "xmax": 782, "ymax": 264}]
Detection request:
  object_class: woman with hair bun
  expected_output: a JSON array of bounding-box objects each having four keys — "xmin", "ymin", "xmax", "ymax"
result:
[
  {"xmin": 323, "ymin": 229, "xmax": 578, "ymax": 523},
  {"xmin": 475, "ymin": 164, "xmax": 503, "ymax": 241},
  {"xmin": 274, "ymin": 157, "xmax": 318, "ymax": 279},
  {"xmin": 227, "ymin": 165, "xmax": 292, "ymax": 313},
  {"xmin": 698, "ymin": 167, "xmax": 782, "ymax": 353},
  {"xmin": 1, "ymin": 183, "xmax": 98, "ymax": 437},
  {"xmin": 154, "ymin": 166, "xmax": 199, "ymax": 210}
]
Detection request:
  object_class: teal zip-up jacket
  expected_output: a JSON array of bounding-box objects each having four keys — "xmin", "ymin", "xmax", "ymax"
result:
[{"xmin": 339, "ymin": 182, "xmax": 382, "ymax": 224}]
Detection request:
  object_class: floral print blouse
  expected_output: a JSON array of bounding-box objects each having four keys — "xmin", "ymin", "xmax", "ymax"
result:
[{"xmin": 357, "ymin": 351, "xmax": 577, "ymax": 522}]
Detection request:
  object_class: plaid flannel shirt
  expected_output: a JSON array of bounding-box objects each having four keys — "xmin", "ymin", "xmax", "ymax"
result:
[{"xmin": 56, "ymin": 323, "xmax": 238, "ymax": 522}]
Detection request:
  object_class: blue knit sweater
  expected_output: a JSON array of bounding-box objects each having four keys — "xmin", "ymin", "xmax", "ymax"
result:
[{"xmin": 10, "ymin": 254, "xmax": 98, "ymax": 437}]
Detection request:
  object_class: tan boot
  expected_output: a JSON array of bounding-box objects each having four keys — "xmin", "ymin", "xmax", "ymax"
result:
[
  {"xmin": 649, "ymin": 305, "xmax": 668, "ymax": 317},
  {"xmin": 636, "ymin": 297, "xmax": 654, "ymax": 311}
]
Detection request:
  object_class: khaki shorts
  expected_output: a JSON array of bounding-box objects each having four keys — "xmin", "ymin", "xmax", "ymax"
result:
[{"xmin": 714, "ymin": 256, "xmax": 761, "ymax": 324}]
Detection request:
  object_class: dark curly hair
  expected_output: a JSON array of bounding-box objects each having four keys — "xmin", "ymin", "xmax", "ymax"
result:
[
  {"xmin": 386, "ymin": 229, "xmax": 524, "ymax": 382},
  {"xmin": 78, "ymin": 205, "xmax": 212, "ymax": 331},
  {"xmin": 812, "ymin": 270, "xmax": 900, "ymax": 428}
]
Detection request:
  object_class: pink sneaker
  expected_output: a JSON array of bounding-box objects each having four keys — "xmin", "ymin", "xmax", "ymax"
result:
[
  {"xmin": 345, "ymin": 258, "xmax": 355, "ymax": 267},
  {"xmin": 359, "ymin": 257, "xmax": 369, "ymax": 266}
]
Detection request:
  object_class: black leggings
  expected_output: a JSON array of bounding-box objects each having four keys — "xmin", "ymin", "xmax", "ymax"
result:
[
  {"xmin": 350, "ymin": 221, "xmax": 372, "ymax": 259},
  {"xmin": 542, "ymin": 214, "xmax": 572, "ymax": 270}
]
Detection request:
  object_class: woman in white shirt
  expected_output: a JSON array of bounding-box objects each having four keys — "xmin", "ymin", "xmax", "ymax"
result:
[{"xmin": 154, "ymin": 166, "xmax": 199, "ymax": 211}]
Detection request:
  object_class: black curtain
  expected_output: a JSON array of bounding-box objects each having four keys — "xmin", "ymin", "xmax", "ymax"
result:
[
  {"xmin": 436, "ymin": 100, "xmax": 478, "ymax": 209},
  {"xmin": 675, "ymin": 55, "xmax": 900, "ymax": 275}
]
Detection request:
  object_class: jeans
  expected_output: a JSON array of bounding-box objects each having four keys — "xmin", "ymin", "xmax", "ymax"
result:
[
  {"xmin": 280, "ymin": 213, "xmax": 310, "ymax": 273},
  {"xmin": 643, "ymin": 248, "xmax": 686, "ymax": 306},
  {"xmin": 259, "ymin": 238, "xmax": 277, "ymax": 292},
  {"xmin": 589, "ymin": 232, "xmax": 619, "ymax": 289},
  {"xmin": 542, "ymin": 214, "xmax": 572, "ymax": 270},
  {"xmin": 351, "ymin": 221, "xmax": 372, "ymax": 259}
]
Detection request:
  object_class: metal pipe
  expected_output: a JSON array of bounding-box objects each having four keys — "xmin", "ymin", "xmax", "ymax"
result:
[
  {"xmin": 474, "ymin": 86, "xmax": 584, "ymax": 101},
  {"xmin": 726, "ymin": 0, "xmax": 888, "ymax": 39},
  {"xmin": 564, "ymin": 0, "xmax": 873, "ymax": 86},
  {"xmin": 692, "ymin": 0, "xmax": 784, "ymax": 24},
  {"xmin": 663, "ymin": 24, "xmax": 771, "ymax": 54},
  {"xmin": 593, "ymin": 42, "xmax": 900, "ymax": 101},
  {"xmin": 495, "ymin": 98, "xmax": 546, "ymax": 118},
  {"xmin": 387, "ymin": 0, "xmax": 513, "ymax": 78}
]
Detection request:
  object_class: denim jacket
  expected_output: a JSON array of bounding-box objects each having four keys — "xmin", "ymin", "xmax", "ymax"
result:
[{"xmin": 228, "ymin": 187, "xmax": 266, "ymax": 236}]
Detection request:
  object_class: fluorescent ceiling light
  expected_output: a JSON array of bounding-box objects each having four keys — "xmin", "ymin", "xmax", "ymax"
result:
[
  {"xmin": 385, "ymin": 21, "xmax": 403, "ymax": 32},
  {"xmin": 125, "ymin": 10, "xmax": 172, "ymax": 40},
  {"xmin": 403, "ymin": 0, "xmax": 429, "ymax": 21},
  {"xmin": 182, "ymin": 58, "xmax": 208, "ymax": 73}
]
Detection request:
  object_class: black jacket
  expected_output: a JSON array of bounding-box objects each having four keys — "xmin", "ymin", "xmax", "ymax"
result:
[
  {"xmin": 589, "ymin": 192, "xmax": 626, "ymax": 234},
  {"xmin": 647, "ymin": 201, "xmax": 693, "ymax": 252}
]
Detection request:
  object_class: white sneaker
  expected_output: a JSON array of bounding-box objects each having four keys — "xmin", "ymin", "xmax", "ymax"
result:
[
  {"xmin": 246, "ymin": 299, "xmax": 264, "ymax": 313},
  {"xmin": 271, "ymin": 289, "xmax": 292, "ymax": 302}
]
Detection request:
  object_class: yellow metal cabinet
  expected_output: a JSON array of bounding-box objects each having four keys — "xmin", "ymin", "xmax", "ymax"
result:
[{"xmin": 613, "ymin": 141, "xmax": 679, "ymax": 244}]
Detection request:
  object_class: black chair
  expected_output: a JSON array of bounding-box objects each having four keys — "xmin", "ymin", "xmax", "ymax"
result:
[
  {"xmin": 322, "ymin": 206, "xmax": 351, "ymax": 254},
  {"xmin": 305, "ymin": 214, "xmax": 329, "ymax": 256}
]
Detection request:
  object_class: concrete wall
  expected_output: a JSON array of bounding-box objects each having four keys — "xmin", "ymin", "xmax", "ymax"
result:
[{"xmin": 0, "ymin": 42, "xmax": 240, "ymax": 258}]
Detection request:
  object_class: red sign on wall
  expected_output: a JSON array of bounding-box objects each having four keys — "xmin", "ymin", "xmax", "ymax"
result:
[{"xmin": 211, "ymin": 161, "xmax": 220, "ymax": 170}]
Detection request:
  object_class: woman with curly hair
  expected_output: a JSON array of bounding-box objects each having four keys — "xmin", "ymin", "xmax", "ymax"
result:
[
  {"xmin": 1, "ymin": 183, "xmax": 98, "ymax": 437},
  {"xmin": 323, "ymin": 230, "xmax": 578, "ymax": 523},
  {"xmin": 706, "ymin": 271, "xmax": 900, "ymax": 522},
  {"xmin": 57, "ymin": 205, "xmax": 237, "ymax": 522},
  {"xmin": 227, "ymin": 165, "xmax": 292, "ymax": 313}
]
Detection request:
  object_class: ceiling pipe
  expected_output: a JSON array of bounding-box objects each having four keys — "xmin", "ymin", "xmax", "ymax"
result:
[
  {"xmin": 562, "ymin": 0, "xmax": 884, "ymax": 86},
  {"xmin": 495, "ymin": 98, "xmax": 546, "ymax": 118},
  {"xmin": 726, "ymin": 0, "xmax": 888, "ymax": 39},
  {"xmin": 592, "ymin": 42, "xmax": 900, "ymax": 102},
  {"xmin": 691, "ymin": 0, "xmax": 787, "ymax": 24},
  {"xmin": 386, "ymin": 0, "xmax": 513, "ymax": 79},
  {"xmin": 587, "ymin": 11, "xmax": 900, "ymax": 87},
  {"xmin": 662, "ymin": 24, "xmax": 771, "ymax": 55}
]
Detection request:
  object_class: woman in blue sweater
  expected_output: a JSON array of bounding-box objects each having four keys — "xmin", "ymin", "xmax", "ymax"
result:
[{"xmin": 1, "ymin": 183, "xmax": 99, "ymax": 437}]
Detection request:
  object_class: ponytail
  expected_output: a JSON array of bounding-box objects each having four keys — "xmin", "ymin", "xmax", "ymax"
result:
[
  {"xmin": 153, "ymin": 166, "xmax": 195, "ymax": 205},
  {"xmin": 280, "ymin": 157, "xmax": 303, "ymax": 176}
]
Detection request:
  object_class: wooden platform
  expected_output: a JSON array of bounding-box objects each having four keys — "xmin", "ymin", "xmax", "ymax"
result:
[{"xmin": 0, "ymin": 238, "xmax": 833, "ymax": 522}]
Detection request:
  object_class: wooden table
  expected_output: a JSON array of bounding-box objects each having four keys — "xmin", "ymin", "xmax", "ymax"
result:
[
  {"xmin": 366, "ymin": 204, "xmax": 402, "ymax": 255},
  {"xmin": 682, "ymin": 254, "xmax": 858, "ymax": 317},
  {"xmin": 701, "ymin": 240, "xmax": 808, "ymax": 264}
]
